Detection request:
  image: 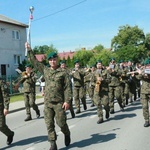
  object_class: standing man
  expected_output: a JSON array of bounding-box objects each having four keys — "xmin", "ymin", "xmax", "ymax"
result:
[
  {"xmin": 19, "ymin": 64, "xmax": 40, "ymax": 121},
  {"xmin": 71, "ymin": 60, "xmax": 87, "ymax": 114},
  {"xmin": 25, "ymin": 43, "xmax": 72, "ymax": 150},
  {"xmin": 90, "ymin": 60, "xmax": 110, "ymax": 124},
  {"xmin": 0, "ymin": 79, "xmax": 14, "ymax": 145}
]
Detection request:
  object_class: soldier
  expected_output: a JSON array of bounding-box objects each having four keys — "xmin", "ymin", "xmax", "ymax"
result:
[
  {"xmin": 60, "ymin": 60, "xmax": 75, "ymax": 118},
  {"xmin": 71, "ymin": 60, "xmax": 87, "ymax": 114},
  {"xmin": 132, "ymin": 58, "xmax": 150, "ymax": 127},
  {"xmin": 107, "ymin": 58, "xmax": 124, "ymax": 114},
  {"xmin": 90, "ymin": 60, "xmax": 110, "ymax": 124},
  {"xmin": 19, "ymin": 64, "xmax": 40, "ymax": 121},
  {"xmin": 0, "ymin": 79, "xmax": 14, "ymax": 145},
  {"xmin": 26, "ymin": 43, "xmax": 72, "ymax": 150}
]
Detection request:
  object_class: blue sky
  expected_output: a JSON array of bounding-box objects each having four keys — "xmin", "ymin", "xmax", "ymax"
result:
[{"xmin": 0, "ymin": 0, "xmax": 150, "ymax": 52}]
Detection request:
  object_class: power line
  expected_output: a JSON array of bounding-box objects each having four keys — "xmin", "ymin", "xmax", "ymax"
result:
[{"xmin": 32, "ymin": 0, "xmax": 87, "ymax": 22}]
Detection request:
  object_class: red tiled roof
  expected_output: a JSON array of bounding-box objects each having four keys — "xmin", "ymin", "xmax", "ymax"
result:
[
  {"xmin": 58, "ymin": 51, "xmax": 75, "ymax": 60},
  {"xmin": 35, "ymin": 54, "xmax": 46, "ymax": 62}
]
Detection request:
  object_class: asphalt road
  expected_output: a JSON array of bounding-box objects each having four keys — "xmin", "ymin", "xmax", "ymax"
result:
[{"xmin": 0, "ymin": 97, "xmax": 150, "ymax": 150}]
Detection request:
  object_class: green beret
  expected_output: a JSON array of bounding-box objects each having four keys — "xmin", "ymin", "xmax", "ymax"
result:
[
  {"xmin": 119, "ymin": 60, "xmax": 124, "ymax": 63},
  {"xmin": 110, "ymin": 58, "xmax": 115, "ymax": 62},
  {"xmin": 47, "ymin": 52, "xmax": 58, "ymax": 60},
  {"xmin": 74, "ymin": 59, "xmax": 79, "ymax": 64},
  {"xmin": 25, "ymin": 64, "xmax": 32, "ymax": 68},
  {"xmin": 144, "ymin": 58, "xmax": 150, "ymax": 65},
  {"xmin": 96, "ymin": 60, "xmax": 102, "ymax": 64},
  {"xmin": 60, "ymin": 60, "xmax": 66, "ymax": 64}
]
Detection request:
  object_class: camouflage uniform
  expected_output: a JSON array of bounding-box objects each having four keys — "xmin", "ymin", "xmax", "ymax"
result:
[
  {"xmin": 90, "ymin": 68, "xmax": 110, "ymax": 123},
  {"xmin": 71, "ymin": 67, "xmax": 87, "ymax": 113},
  {"xmin": 20, "ymin": 71, "xmax": 40, "ymax": 120},
  {"xmin": 108, "ymin": 64, "xmax": 124, "ymax": 113},
  {"xmin": 28, "ymin": 50, "xmax": 72, "ymax": 143},
  {"xmin": 0, "ymin": 80, "xmax": 14, "ymax": 143}
]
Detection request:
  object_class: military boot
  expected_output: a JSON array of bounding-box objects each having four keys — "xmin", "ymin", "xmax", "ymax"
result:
[
  {"xmin": 76, "ymin": 109, "xmax": 81, "ymax": 114},
  {"xmin": 70, "ymin": 110, "xmax": 75, "ymax": 118},
  {"xmin": 24, "ymin": 115, "xmax": 32, "ymax": 121},
  {"xmin": 105, "ymin": 111, "xmax": 110, "ymax": 119},
  {"xmin": 50, "ymin": 141, "xmax": 57, "ymax": 150},
  {"xmin": 7, "ymin": 131, "xmax": 14, "ymax": 145},
  {"xmin": 144, "ymin": 121, "xmax": 149, "ymax": 127},
  {"xmin": 110, "ymin": 109, "xmax": 115, "ymax": 114},
  {"xmin": 36, "ymin": 110, "xmax": 40, "ymax": 118},
  {"xmin": 83, "ymin": 104, "xmax": 87, "ymax": 110},
  {"xmin": 90, "ymin": 102, "xmax": 95, "ymax": 107},
  {"xmin": 97, "ymin": 118, "xmax": 103, "ymax": 124},
  {"xmin": 64, "ymin": 134, "xmax": 71, "ymax": 146}
]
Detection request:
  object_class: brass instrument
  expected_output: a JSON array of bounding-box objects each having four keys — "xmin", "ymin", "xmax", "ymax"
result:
[{"xmin": 95, "ymin": 75, "xmax": 102, "ymax": 92}]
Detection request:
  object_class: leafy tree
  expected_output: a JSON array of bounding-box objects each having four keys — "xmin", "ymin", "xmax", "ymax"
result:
[{"xmin": 92, "ymin": 44, "xmax": 104, "ymax": 53}]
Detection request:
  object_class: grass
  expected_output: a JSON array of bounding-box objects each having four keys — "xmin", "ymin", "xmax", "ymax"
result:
[{"xmin": 10, "ymin": 93, "xmax": 43, "ymax": 103}]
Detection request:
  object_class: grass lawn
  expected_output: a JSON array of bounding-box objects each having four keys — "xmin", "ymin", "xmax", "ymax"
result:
[{"xmin": 10, "ymin": 94, "xmax": 43, "ymax": 103}]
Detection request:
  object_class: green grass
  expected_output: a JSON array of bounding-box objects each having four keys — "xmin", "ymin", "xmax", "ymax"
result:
[{"xmin": 10, "ymin": 94, "xmax": 43, "ymax": 103}]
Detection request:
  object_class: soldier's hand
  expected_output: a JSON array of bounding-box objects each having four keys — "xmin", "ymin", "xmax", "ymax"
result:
[
  {"xmin": 62, "ymin": 102, "xmax": 70, "ymax": 111},
  {"xmin": 3, "ymin": 108, "xmax": 9, "ymax": 116},
  {"xmin": 25, "ymin": 42, "xmax": 31, "ymax": 51}
]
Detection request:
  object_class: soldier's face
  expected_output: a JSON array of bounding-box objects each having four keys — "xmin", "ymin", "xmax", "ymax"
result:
[
  {"xmin": 97, "ymin": 63, "xmax": 102, "ymax": 69},
  {"xmin": 75, "ymin": 63, "xmax": 80, "ymax": 69},
  {"xmin": 49, "ymin": 57, "xmax": 58, "ymax": 68},
  {"xmin": 61, "ymin": 63, "xmax": 66, "ymax": 69}
]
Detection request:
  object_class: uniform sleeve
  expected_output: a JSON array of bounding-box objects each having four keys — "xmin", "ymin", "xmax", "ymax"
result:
[
  {"xmin": 1, "ymin": 81, "xmax": 10, "ymax": 110},
  {"xmin": 64, "ymin": 73, "xmax": 72, "ymax": 104},
  {"xmin": 28, "ymin": 50, "xmax": 45, "ymax": 74}
]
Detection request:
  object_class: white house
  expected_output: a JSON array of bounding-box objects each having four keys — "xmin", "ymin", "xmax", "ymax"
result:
[{"xmin": 0, "ymin": 14, "xmax": 28, "ymax": 77}]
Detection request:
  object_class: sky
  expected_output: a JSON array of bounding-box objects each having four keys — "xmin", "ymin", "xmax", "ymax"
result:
[{"xmin": 0, "ymin": 0, "xmax": 150, "ymax": 52}]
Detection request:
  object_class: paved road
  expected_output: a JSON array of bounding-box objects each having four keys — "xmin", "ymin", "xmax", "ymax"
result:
[{"xmin": 0, "ymin": 96, "xmax": 150, "ymax": 150}]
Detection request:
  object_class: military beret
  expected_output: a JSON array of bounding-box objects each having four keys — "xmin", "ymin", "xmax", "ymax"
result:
[
  {"xmin": 96, "ymin": 60, "xmax": 102, "ymax": 64},
  {"xmin": 25, "ymin": 63, "xmax": 32, "ymax": 68},
  {"xmin": 47, "ymin": 52, "xmax": 58, "ymax": 60},
  {"xmin": 119, "ymin": 60, "xmax": 124, "ymax": 63},
  {"xmin": 144, "ymin": 58, "xmax": 150, "ymax": 65},
  {"xmin": 110, "ymin": 58, "xmax": 115, "ymax": 61},
  {"xmin": 90, "ymin": 64, "xmax": 96, "ymax": 68},
  {"xmin": 60, "ymin": 60, "xmax": 66, "ymax": 64},
  {"xmin": 74, "ymin": 59, "xmax": 79, "ymax": 64}
]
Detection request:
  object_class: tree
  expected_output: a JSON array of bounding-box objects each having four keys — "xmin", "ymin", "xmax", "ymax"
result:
[{"xmin": 111, "ymin": 25, "xmax": 147, "ymax": 62}]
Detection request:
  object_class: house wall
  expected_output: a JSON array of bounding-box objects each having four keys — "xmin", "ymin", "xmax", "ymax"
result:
[{"xmin": 0, "ymin": 22, "xmax": 27, "ymax": 76}]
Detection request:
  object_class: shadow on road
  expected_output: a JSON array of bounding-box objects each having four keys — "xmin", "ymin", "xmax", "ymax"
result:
[
  {"xmin": 1, "ymin": 135, "xmax": 47, "ymax": 150},
  {"xmin": 59, "ymin": 133, "xmax": 116, "ymax": 150}
]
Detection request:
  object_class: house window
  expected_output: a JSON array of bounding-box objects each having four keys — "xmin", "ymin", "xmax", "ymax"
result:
[
  {"xmin": 14, "ymin": 55, "xmax": 21, "ymax": 65},
  {"xmin": 12, "ymin": 30, "xmax": 20, "ymax": 40}
]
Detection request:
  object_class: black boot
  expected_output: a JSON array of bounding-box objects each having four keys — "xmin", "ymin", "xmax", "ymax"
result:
[
  {"xmin": 76, "ymin": 109, "xmax": 81, "ymax": 114},
  {"xmin": 7, "ymin": 131, "xmax": 14, "ymax": 145},
  {"xmin": 24, "ymin": 115, "xmax": 32, "ymax": 121},
  {"xmin": 50, "ymin": 141, "xmax": 57, "ymax": 150},
  {"xmin": 97, "ymin": 118, "xmax": 103, "ymax": 124},
  {"xmin": 70, "ymin": 110, "xmax": 75, "ymax": 118},
  {"xmin": 64, "ymin": 134, "xmax": 71, "ymax": 146},
  {"xmin": 144, "ymin": 121, "xmax": 149, "ymax": 127},
  {"xmin": 110, "ymin": 109, "xmax": 115, "ymax": 114},
  {"xmin": 90, "ymin": 102, "xmax": 95, "ymax": 107},
  {"xmin": 105, "ymin": 111, "xmax": 109, "ymax": 119},
  {"xmin": 36, "ymin": 110, "xmax": 40, "ymax": 118},
  {"xmin": 83, "ymin": 104, "xmax": 87, "ymax": 110}
]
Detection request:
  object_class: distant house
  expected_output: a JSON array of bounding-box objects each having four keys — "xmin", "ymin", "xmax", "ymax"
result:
[
  {"xmin": 0, "ymin": 14, "xmax": 28, "ymax": 76},
  {"xmin": 58, "ymin": 51, "xmax": 75, "ymax": 60},
  {"xmin": 35, "ymin": 54, "xmax": 46, "ymax": 62}
]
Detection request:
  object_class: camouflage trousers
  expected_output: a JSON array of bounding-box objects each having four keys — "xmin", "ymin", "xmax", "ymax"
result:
[
  {"xmin": 140, "ymin": 94, "xmax": 150, "ymax": 122},
  {"xmin": 0, "ymin": 105, "xmax": 14, "ymax": 136},
  {"xmin": 44, "ymin": 102, "xmax": 70, "ymax": 141},
  {"xmin": 24, "ymin": 92, "xmax": 39, "ymax": 116},
  {"xmin": 93, "ymin": 91, "xmax": 109, "ymax": 119},
  {"xmin": 73, "ymin": 86, "xmax": 86, "ymax": 110},
  {"xmin": 109, "ymin": 86, "xmax": 123, "ymax": 111}
]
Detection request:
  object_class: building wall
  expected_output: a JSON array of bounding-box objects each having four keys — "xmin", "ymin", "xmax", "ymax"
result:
[{"xmin": 0, "ymin": 22, "xmax": 27, "ymax": 76}]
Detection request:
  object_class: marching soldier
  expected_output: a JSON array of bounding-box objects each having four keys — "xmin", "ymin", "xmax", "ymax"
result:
[
  {"xmin": 71, "ymin": 60, "xmax": 87, "ymax": 114},
  {"xmin": 19, "ymin": 64, "xmax": 40, "ymax": 121},
  {"xmin": 107, "ymin": 58, "xmax": 124, "ymax": 114},
  {"xmin": 26, "ymin": 42, "xmax": 72, "ymax": 150},
  {"xmin": 132, "ymin": 58, "xmax": 150, "ymax": 127},
  {"xmin": 0, "ymin": 79, "xmax": 14, "ymax": 145},
  {"xmin": 90, "ymin": 60, "xmax": 110, "ymax": 124}
]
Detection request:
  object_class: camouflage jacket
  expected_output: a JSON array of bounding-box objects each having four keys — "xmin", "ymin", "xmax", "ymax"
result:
[
  {"xmin": 71, "ymin": 68, "xmax": 85, "ymax": 87},
  {"xmin": 28, "ymin": 50, "xmax": 72, "ymax": 104},
  {"xmin": 0, "ymin": 80, "xmax": 10, "ymax": 110},
  {"xmin": 20, "ymin": 71, "xmax": 36, "ymax": 93},
  {"xmin": 90, "ymin": 69, "xmax": 110, "ymax": 92}
]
